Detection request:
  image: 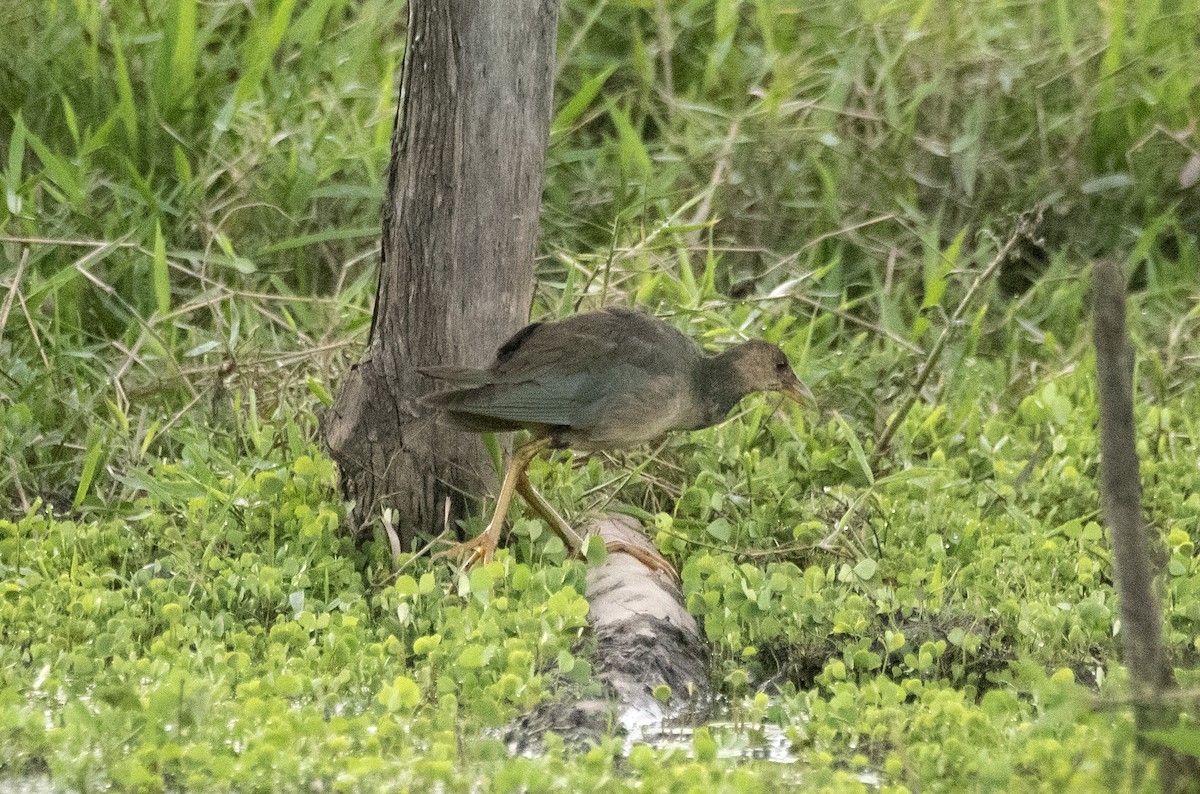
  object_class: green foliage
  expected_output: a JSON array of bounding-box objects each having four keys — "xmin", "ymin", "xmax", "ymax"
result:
[
  {"xmin": 0, "ymin": 445, "xmax": 598, "ymax": 789},
  {"xmin": 549, "ymin": 0, "xmax": 1200, "ymax": 300},
  {"xmin": 3, "ymin": 0, "xmax": 1200, "ymax": 790}
]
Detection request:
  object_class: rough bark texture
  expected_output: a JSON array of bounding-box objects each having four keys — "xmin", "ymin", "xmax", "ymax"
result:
[
  {"xmin": 322, "ymin": 0, "xmax": 558, "ymax": 545},
  {"xmin": 1093, "ymin": 259, "xmax": 1194, "ymax": 790},
  {"xmin": 506, "ymin": 515, "xmax": 710, "ymax": 752},
  {"xmin": 1093, "ymin": 260, "xmax": 1172, "ymax": 690}
]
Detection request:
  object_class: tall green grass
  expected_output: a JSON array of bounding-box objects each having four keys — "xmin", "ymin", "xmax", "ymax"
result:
[
  {"xmin": 1, "ymin": 0, "xmax": 1198, "ymax": 511},
  {"xmin": 548, "ymin": 0, "xmax": 1200, "ymax": 303}
]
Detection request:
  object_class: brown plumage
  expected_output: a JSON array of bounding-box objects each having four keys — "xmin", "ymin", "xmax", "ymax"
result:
[{"xmin": 420, "ymin": 307, "xmax": 813, "ymax": 568}]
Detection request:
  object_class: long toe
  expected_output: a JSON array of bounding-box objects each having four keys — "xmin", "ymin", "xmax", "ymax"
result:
[
  {"xmin": 433, "ymin": 532, "xmax": 498, "ymax": 570},
  {"xmin": 604, "ymin": 540, "xmax": 679, "ymax": 584}
]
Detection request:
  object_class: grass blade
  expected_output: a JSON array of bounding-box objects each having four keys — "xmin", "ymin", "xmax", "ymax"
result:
[
  {"xmin": 73, "ymin": 426, "xmax": 105, "ymax": 509},
  {"xmin": 167, "ymin": 0, "xmax": 199, "ymax": 112},
  {"xmin": 17, "ymin": 116, "xmax": 86, "ymax": 210},
  {"xmin": 835, "ymin": 411, "xmax": 873, "ymax": 487},
  {"xmin": 153, "ymin": 221, "xmax": 171, "ymax": 319},
  {"xmin": 6, "ymin": 113, "xmax": 25, "ymax": 215},
  {"xmin": 110, "ymin": 26, "xmax": 139, "ymax": 153},
  {"xmin": 604, "ymin": 98, "xmax": 652, "ymax": 179},
  {"xmin": 552, "ymin": 65, "xmax": 617, "ymax": 136}
]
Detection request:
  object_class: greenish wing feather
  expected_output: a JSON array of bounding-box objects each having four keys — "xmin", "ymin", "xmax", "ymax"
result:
[
  {"xmin": 432, "ymin": 371, "xmax": 595, "ymax": 427},
  {"xmin": 416, "ymin": 366, "xmax": 490, "ymax": 385},
  {"xmin": 489, "ymin": 309, "xmax": 686, "ymax": 382},
  {"xmin": 436, "ymin": 340, "xmax": 673, "ymax": 428},
  {"xmin": 424, "ymin": 308, "xmax": 698, "ymax": 430}
]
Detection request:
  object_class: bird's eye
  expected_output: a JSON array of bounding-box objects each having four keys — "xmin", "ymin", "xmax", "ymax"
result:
[{"xmin": 775, "ymin": 360, "xmax": 789, "ymax": 373}]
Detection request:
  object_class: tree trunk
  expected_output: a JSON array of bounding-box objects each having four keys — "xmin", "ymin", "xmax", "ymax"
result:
[
  {"xmin": 1093, "ymin": 258, "xmax": 1196, "ymax": 790},
  {"xmin": 1094, "ymin": 258, "xmax": 1172, "ymax": 692},
  {"xmin": 322, "ymin": 0, "xmax": 558, "ymax": 546}
]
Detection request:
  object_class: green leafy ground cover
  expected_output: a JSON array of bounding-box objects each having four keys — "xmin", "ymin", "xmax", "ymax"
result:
[{"xmin": 2, "ymin": 0, "xmax": 1200, "ymax": 791}]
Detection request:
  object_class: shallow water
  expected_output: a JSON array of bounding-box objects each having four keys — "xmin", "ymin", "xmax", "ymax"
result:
[
  {"xmin": 0, "ymin": 776, "xmax": 57, "ymax": 794},
  {"xmin": 624, "ymin": 711, "xmax": 882, "ymax": 786},
  {"xmin": 630, "ymin": 719, "xmax": 799, "ymax": 764}
]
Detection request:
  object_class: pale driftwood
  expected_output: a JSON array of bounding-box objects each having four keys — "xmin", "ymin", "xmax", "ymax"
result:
[
  {"xmin": 587, "ymin": 516, "xmax": 708, "ymax": 719},
  {"xmin": 322, "ymin": 0, "xmax": 559, "ymax": 546},
  {"xmin": 507, "ymin": 515, "xmax": 709, "ymax": 751}
]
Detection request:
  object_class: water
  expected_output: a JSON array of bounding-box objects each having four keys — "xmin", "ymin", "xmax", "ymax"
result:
[
  {"xmin": 622, "ymin": 709, "xmax": 882, "ymax": 786},
  {"xmin": 630, "ymin": 719, "xmax": 799, "ymax": 764}
]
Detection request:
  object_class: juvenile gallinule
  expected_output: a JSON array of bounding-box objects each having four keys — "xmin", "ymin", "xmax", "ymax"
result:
[{"xmin": 420, "ymin": 307, "xmax": 813, "ymax": 568}]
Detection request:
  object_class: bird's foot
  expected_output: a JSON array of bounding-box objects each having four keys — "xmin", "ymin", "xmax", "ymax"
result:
[
  {"xmin": 433, "ymin": 522, "xmax": 501, "ymax": 570},
  {"xmin": 604, "ymin": 540, "xmax": 680, "ymax": 584}
]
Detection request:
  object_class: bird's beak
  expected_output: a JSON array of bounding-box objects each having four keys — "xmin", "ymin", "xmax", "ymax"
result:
[{"xmin": 779, "ymin": 376, "xmax": 815, "ymax": 407}]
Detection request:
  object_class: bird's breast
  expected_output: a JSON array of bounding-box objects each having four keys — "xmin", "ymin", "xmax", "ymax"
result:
[{"xmin": 563, "ymin": 374, "xmax": 694, "ymax": 451}]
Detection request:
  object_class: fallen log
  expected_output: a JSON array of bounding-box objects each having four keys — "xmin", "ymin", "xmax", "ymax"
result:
[{"xmin": 506, "ymin": 515, "xmax": 709, "ymax": 751}]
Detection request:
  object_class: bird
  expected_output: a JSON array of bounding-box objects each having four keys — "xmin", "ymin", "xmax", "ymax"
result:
[{"xmin": 419, "ymin": 307, "xmax": 814, "ymax": 570}]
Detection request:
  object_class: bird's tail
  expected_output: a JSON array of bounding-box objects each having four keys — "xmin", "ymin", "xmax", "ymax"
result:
[
  {"xmin": 417, "ymin": 366, "xmax": 493, "ymax": 411},
  {"xmin": 416, "ymin": 365, "xmax": 491, "ymax": 384}
]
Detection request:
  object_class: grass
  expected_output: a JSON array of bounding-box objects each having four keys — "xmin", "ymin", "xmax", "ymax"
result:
[{"xmin": 2, "ymin": 0, "xmax": 1200, "ymax": 791}]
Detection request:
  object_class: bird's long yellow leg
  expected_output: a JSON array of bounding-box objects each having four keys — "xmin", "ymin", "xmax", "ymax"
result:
[
  {"xmin": 515, "ymin": 468, "xmax": 584, "ymax": 558},
  {"xmin": 436, "ymin": 437, "xmax": 551, "ymax": 570},
  {"xmin": 516, "ymin": 462, "xmax": 676, "ymax": 580}
]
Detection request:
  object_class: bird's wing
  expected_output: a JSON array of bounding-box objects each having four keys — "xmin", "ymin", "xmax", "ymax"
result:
[
  {"xmin": 490, "ymin": 308, "xmax": 690, "ymax": 381},
  {"xmin": 416, "ymin": 366, "xmax": 491, "ymax": 385},
  {"xmin": 430, "ymin": 309, "xmax": 698, "ymax": 429},
  {"xmin": 431, "ymin": 370, "xmax": 595, "ymax": 427}
]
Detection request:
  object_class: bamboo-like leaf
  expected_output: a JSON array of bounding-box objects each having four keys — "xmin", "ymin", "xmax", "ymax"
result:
[
  {"xmin": 753, "ymin": 0, "xmax": 777, "ymax": 54},
  {"xmin": 152, "ymin": 221, "xmax": 171, "ymax": 319},
  {"xmin": 167, "ymin": 0, "xmax": 199, "ymax": 110},
  {"xmin": 110, "ymin": 27, "xmax": 139, "ymax": 152},
  {"xmin": 557, "ymin": 257, "xmax": 579, "ymax": 319},
  {"xmin": 307, "ymin": 377, "xmax": 333, "ymax": 407},
  {"xmin": 174, "ymin": 144, "xmax": 193, "ymax": 188},
  {"xmin": 704, "ymin": 0, "xmax": 739, "ymax": 88},
  {"xmin": 1093, "ymin": 0, "xmax": 1126, "ymax": 166},
  {"xmin": 923, "ymin": 227, "xmax": 966, "ymax": 310},
  {"xmin": 584, "ymin": 535, "xmax": 608, "ymax": 567},
  {"xmin": 139, "ymin": 419, "xmax": 161, "ymax": 460},
  {"xmin": 266, "ymin": 0, "xmax": 300, "ymax": 51},
  {"xmin": 61, "ymin": 97, "xmax": 80, "ymax": 149},
  {"xmin": 374, "ymin": 53, "xmax": 398, "ymax": 152},
  {"xmin": 835, "ymin": 411, "xmax": 873, "ymax": 487},
  {"xmin": 1052, "ymin": 0, "xmax": 1076, "ymax": 59},
  {"xmin": 73, "ymin": 426, "xmax": 105, "ymax": 509},
  {"xmin": 678, "ymin": 248, "xmax": 697, "ymax": 300},
  {"xmin": 18, "ymin": 118, "xmax": 85, "ymax": 209},
  {"xmin": 289, "ymin": 0, "xmax": 338, "ymax": 47},
  {"xmin": 6, "ymin": 113, "xmax": 25, "ymax": 215},
  {"xmin": 604, "ymin": 99, "xmax": 651, "ymax": 178},
  {"xmin": 635, "ymin": 273, "xmax": 661, "ymax": 305},
  {"xmin": 257, "ymin": 226, "xmax": 380, "ymax": 254},
  {"xmin": 552, "ymin": 65, "xmax": 617, "ymax": 136},
  {"xmin": 235, "ymin": 0, "xmax": 300, "ymax": 105},
  {"xmin": 24, "ymin": 241, "xmax": 120, "ymax": 315},
  {"xmin": 482, "ymin": 432, "xmax": 503, "ymax": 478}
]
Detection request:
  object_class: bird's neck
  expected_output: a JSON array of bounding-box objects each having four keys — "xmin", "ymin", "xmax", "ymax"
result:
[{"xmin": 690, "ymin": 350, "xmax": 750, "ymax": 429}]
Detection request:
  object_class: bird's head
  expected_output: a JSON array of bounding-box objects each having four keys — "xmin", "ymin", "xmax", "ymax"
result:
[{"xmin": 727, "ymin": 340, "xmax": 815, "ymax": 406}]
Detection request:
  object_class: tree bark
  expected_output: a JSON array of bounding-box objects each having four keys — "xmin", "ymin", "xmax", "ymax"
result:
[
  {"xmin": 1092, "ymin": 258, "xmax": 1195, "ymax": 790},
  {"xmin": 1093, "ymin": 259, "xmax": 1172, "ymax": 691},
  {"xmin": 322, "ymin": 0, "xmax": 558, "ymax": 546}
]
